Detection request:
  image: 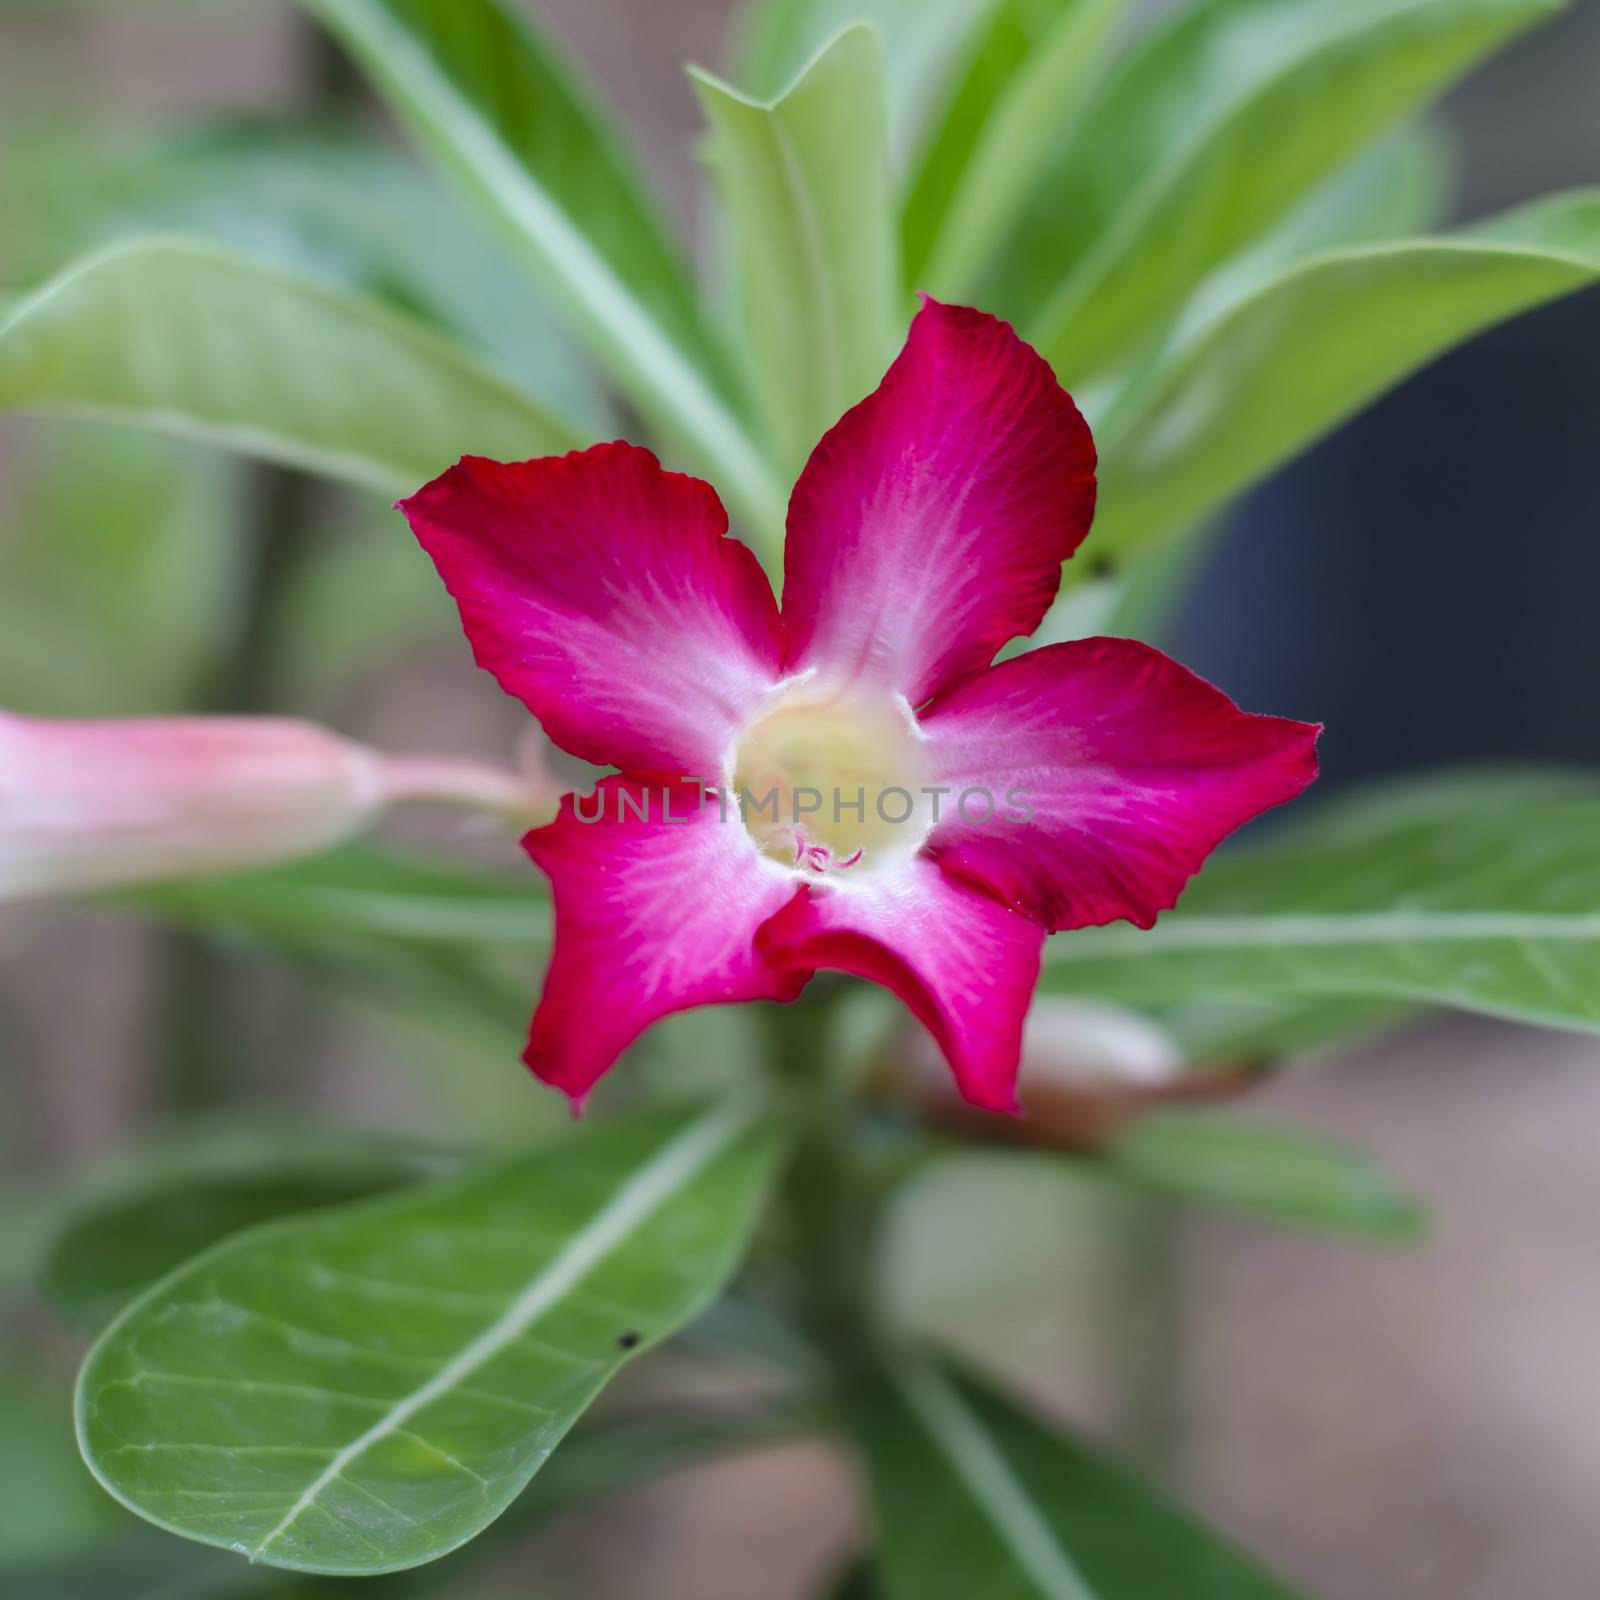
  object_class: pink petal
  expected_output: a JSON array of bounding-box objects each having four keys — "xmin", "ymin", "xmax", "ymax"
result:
[
  {"xmin": 399, "ymin": 444, "xmax": 784, "ymax": 777},
  {"xmin": 756, "ymin": 861, "xmax": 1045, "ymax": 1113},
  {"xmin": 919, "ymin": 638, "xmax": 1321, "ymax": 932},
  {"xmin": 522, "ymin": 776, "xmax": 806, "ymax": 1107},
  {"xmin": 780, "ymin": 298, "xmax": 1096, "ymax": 705}
]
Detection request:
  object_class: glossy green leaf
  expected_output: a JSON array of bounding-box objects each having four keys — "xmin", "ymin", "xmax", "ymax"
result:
[
  {"xmin": 1031, "ymin": 0, "xmax": 1559, "ymax": 387},
  {"xmin": 1040, "ymin": 768, "xmax": 1600, "ymax": 1031},
  {"xmin": 1104, "ymin": 1112, "xmax": 1425, "ymax": 1240},
  {"xmin": 301, "ymin": 0, "xmax": 784, "ymax": 546},
  {"xmin": 0, "ymin": 238, "xmax": 575, "ymax": 493},
  {"xmin": 693, "ymin": 26, "xmax": 900, "ymax": 475},
  {"xmin": 857, "ymin": 1360, "xmax": 1302, "ymax": 1598},
  {"xmin": 908, "ymin": 0, "xmax": 1133, "ymax": 299},
  {"xmin": 1093, "ymin": 188, "xmax": 1600, "ymax": 560},
  {"xmin": 42, "ymin": 1128, "xmax": 457, "ymax": 1334},
  {"xmin": 77, "ymin": 1103, "xmax": 785, "ymax": 1574}
]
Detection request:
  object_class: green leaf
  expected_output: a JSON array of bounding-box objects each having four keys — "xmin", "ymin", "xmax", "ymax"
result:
[
  {"xmin": 731, "ymin": 0, "xmax": 985, "ymax": 165},
  {"xmin": 907, "ymin": 0, "xmax": 1133, "ymax": 299},
  {"xmin": 301, "ymin": 0, "xmax": 784, "ymax": 546},
  {"xmin": 129, "ymin": 842, "xmax": 549, "ymax": 1043},
  {"xmin": 1031, "ymin": 0, "xmax": 1560, "ymax": 387},
  {"xmin": 1104, "ymin": 1112, "xmax": 1425, "ymax": 1240},
  {"xmin": 77, "ymin": 1103, "xmax": 785, "ymax": 1574},
  {"xmin": 41, "ymin": 1127, "xmax": 457, "ymax": 1334},
  {"xmin": 856, "ymin": 1360, "xmax": 1302, "ymax": 1598},
  {"xmin": 1040, "ymin": 768, "xmax": 1600, "ymax": 1033},
  {"xmin": 984, "ymin": 0, "xmax": 1267, "ymax": 324},
  {"xmin": 101, "ymin": 122, "xmax": 615, "ymax": 437},
  {"xmin": 0, "ymin": 238, "xmax": 576, "ymax": 493},
  {"xmin": 0, "ymin": 109, "xmax": 613, "ymax": 435},
  {"xmin": 133, "ymin": 843, "xmax": 548, "ymax": 950},
  {"xmin": 1175, "ymin": 119, "xmax": 1454, "ymax": 335},
  {"xmin": 982, "ymin": 4, "xmax": 1444, "ymax": 332},
  {"xmin": 692, "ymin": 26, "xmax": 901, "ymax": 476},
  {"xmin": 1092, "ymin": 188, "xmax": 1600, "ymax": 561}
]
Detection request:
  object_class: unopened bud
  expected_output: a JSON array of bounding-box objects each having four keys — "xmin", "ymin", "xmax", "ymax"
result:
[
  {"xmin": 0, "ymin": 712, "xmax": 387, "ymax": 901},
  {"xmin": 0, "ymin": 711, "xmax": 544, "ymax": 902}
]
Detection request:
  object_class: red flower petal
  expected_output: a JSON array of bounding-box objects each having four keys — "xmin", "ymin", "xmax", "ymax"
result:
[
  {"xmin": 521, "ymin": 776, "xmax": 805, "ymax": 1108},
  {"xmin": 920, "ymin": 637, "xmax": 1321, "ymax": 932},
  {"xmin": 757, "ymin": 860, "xmax": 1045, "ymax": 1113},
  {"xmin": 399, "ymin": 444, "xmax": 783, "ymax": 778},
  {"xmin": 780, "ymin": 298, "xmax": 1096, "ymax": 705}
]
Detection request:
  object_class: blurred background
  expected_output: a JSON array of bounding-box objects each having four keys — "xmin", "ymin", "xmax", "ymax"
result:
[{"xmin": 2, "ymin": 2, "xmax": 1598, "ymax": 1596}]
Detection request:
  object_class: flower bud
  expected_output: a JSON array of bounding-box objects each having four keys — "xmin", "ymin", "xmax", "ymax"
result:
[{"xmin": 0, "ymin": 711, "xmax": 387, "ymax": 901}]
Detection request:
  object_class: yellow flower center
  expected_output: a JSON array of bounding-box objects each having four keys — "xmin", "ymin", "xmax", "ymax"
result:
[{"xmin": 730, "ymin": 685, "xmax": 930, "ymax": 873}]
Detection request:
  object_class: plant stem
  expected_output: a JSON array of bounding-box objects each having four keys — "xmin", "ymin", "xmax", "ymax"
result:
[{"xmin": 766, "ymin": 983, "xmax": 874, "ymax": 1374}]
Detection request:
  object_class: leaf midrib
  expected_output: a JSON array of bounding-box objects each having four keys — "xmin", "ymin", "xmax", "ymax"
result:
[
  {"xmin": 253, "ymin": 1103, "xmax": 754, "ymax": 1560},
  {"xmin": 893, "ymin": 1364, "xmax": 1094, "ymax": 1600}
]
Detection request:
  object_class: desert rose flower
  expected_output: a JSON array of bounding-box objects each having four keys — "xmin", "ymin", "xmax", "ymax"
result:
[
  {"xmin": 399, "ymin": 298, "xmax": 1320, "ymax": 1113},
  {"xmin": 0, "ymin": 711, "xmax": 541, "ymax": 901}
]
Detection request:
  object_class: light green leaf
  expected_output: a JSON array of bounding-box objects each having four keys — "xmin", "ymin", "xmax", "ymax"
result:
[
  {"xmin": 1031, "ymin": 0, "xmax": 1560, "ymax": 387},
  {"xmin": 129, "ymin": 842, "xmax": 549, "ymax": 1040},
  {"xmin": 0, "ymin": 112, "xmax": 612, "ymax": 435},
  {"xmin": 1105, "ymin": 1112, "xmax": 1425, "ymax": 1240},
  {"xmin": 119, "ymin": 123, "xmax": 614, "ymax": 436},
  {"xmin": 1040, "ymin": 768, "xmax": 1600, "ymax": 1032},
  {"xmin": 132, "ymin": 842, "xmax": 548, "ymax": 950},
  {"xmin": 1092, "ymin": 188, "xmax": 1600, "ymax": 560},
  {"xmin": 77, "ymin": 1103, "xmax": 785, "ymax": 1574},
  {"xmin": 857, "ymin": 1360, "xmax": 1302, "ymax": 1598},
  {"xmin": 983, "ymin": 3, "xmax": 1444, "ymax": 332},
  {"xmin": 301, "ymin": 0, "xmax": 784, "ymax": 546},
  {"xmin": 1175, "ymin": 119, "xmax": 1455, "ymax": 336},
  {"xmin": 0, "ymin": 238, "xmax": 576, "ymax": 493},
  {"xmin": 908, "ymin": 0, "xmax": 1133, "ymax": 300},
  {"xmin": 692, "ymin": 26, "xmax": 900, "ymax": 475},
  {"xmin": 42, "ymin": 1127, "xmax": 457, "ymax": 1334},
  {"xmin": 984, "ymin": 0, "xmax": 1274, "ymax": 323},
  {"xmin": 731, "ymin": 0, "xmax": 985, "ymax": 165}
]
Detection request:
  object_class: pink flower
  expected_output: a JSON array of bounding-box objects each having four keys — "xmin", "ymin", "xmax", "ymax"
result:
[
  {"xmin": 0, "ymin": 712, "xmax": 544, "ymax": 901},
  {"xmin": 399, "ymin": 299, "xmax": 1319, "ymax": 1113}
]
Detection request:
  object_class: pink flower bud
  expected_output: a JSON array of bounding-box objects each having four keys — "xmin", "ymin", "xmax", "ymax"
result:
[{"xmin": 0, "ymin": 712, "xmax": 388, "ymax": 901}]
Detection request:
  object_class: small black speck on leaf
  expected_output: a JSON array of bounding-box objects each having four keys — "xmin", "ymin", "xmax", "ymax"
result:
[
  {"xmin": 1087, "ymin": 554, "xmax": 1117, "ymax": 581},
  {"xmin": 616, "ymin": 1329, "xmax": 641, "ymax": 1349}
]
